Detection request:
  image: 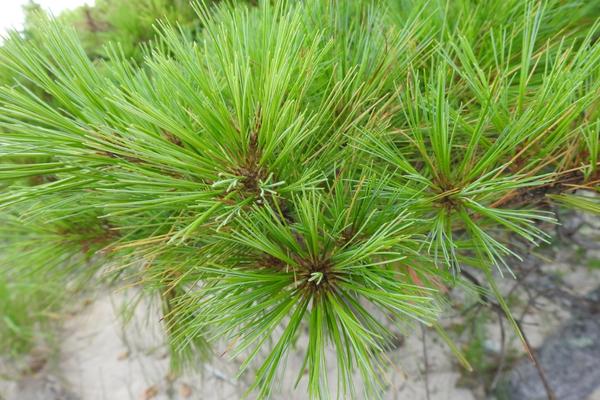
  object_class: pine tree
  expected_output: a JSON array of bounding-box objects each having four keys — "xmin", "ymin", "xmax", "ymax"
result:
[{"xmin": 0, "ymin": 0, "xmax": 599, "ymax": 398}]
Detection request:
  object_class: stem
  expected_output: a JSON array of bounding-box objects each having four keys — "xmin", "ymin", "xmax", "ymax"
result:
[{"xmin": 460, "ymin": 269, "xmax": 556, "ymax": 400}]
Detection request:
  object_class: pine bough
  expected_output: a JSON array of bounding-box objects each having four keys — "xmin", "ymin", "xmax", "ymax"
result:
[{"xmin": 0, "ymin": 0, "xmax": 599, "ymax": 398}]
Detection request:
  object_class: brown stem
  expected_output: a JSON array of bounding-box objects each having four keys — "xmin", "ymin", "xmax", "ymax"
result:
[
  {"xmin": 514, "ymin": 319, "xmax": 556, "ymax": 400},
  {"xmin": 460, "ymin": 270, "xmax": 556, "ymax": 400}
]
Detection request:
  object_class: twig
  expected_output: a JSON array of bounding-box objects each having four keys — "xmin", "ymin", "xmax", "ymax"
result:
[
  {"xmin": 514, "ymin": 319, "xmax": 556, "ymax": 400},
  {"xmin": 460, "ymin": 269, "xmax": 557, "ymax": 400}
]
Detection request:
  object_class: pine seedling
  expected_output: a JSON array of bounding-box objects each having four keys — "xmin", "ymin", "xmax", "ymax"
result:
[{"xmin": 0, "ymin": 0, "xmax": 599, "ymax": 398}]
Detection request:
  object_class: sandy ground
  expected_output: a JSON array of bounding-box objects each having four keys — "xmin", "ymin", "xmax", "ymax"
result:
[
  {"xmin": 1, "ymin": 287, "xmax": 476, "ymax": 400},
  {"xmin": 4, "ymin": 281, "xmax": 599, "ymax": 400},
  {"xmin": 3, "ymin": 255, "xmax": 600, "ymax": 400}
]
